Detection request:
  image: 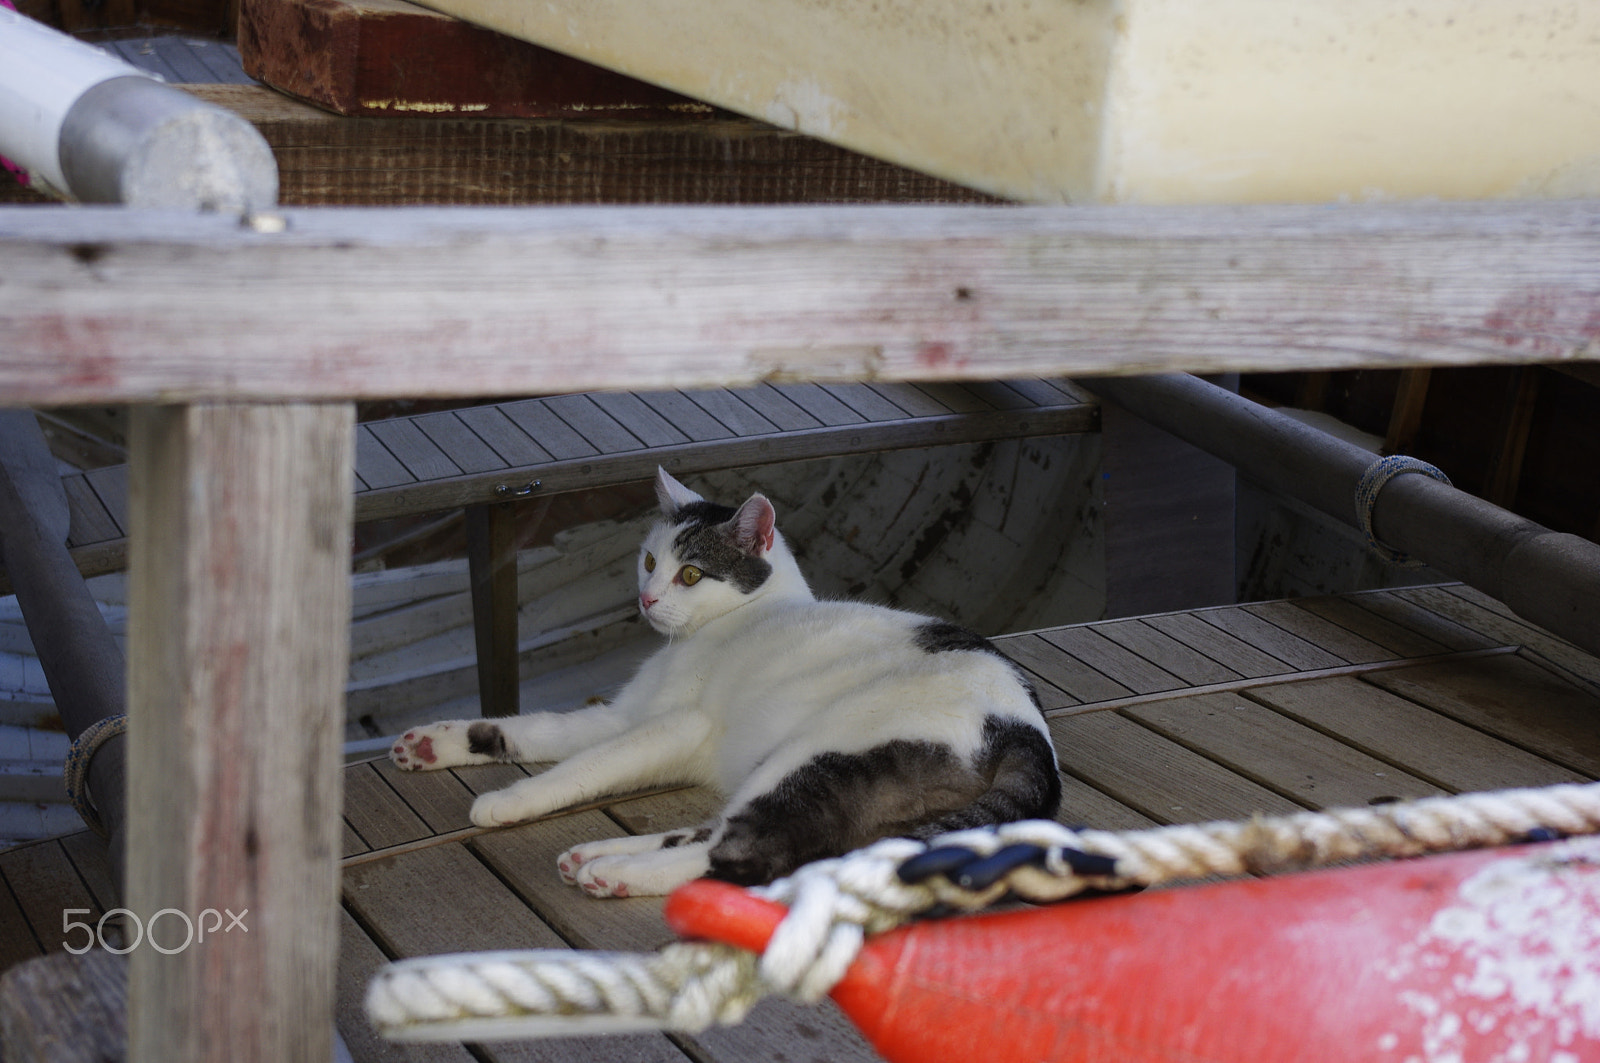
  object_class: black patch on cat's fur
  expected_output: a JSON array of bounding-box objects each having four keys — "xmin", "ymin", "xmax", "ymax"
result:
[
  {"xmin": 466, "ymin": 722, "xmax": 508, "ymax": 759},
  {"xmin": 914, "ymin": 620, "xmax": 1006, "ymax": 658},
  {"xmin": 673, "ymin": 513, "xmax": 772, "ymax": 594},
  {"xmin": 662, "ymin": 826, "xmax": 715, "ymax": 849},
  {"xmin": 914, "ymin": 620, "xmax": 1043, "ymax": 711},
  {"xmin": 707, "ymin": 715, "xmax": 1060, "ymax": 886}
]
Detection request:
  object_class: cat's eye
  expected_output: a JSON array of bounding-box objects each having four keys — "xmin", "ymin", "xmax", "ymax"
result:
[
  {"xmin": 644, "ymin": 552, "xmax": 656, "ymax": 573},
  {"xmin": 679, "ymin": 565, "xmax": 703, "ymax": 586}
]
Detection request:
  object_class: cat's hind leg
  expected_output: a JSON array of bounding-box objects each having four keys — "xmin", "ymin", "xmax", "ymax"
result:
[
  {"xmin": 567, "ymin": 834, "xmax": 716, "ymax": 898},
  {"xmin": 557, "ymin": 825, "xmax": 715, "ymax": 884}
]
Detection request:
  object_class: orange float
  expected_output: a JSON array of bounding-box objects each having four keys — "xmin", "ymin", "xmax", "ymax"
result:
[{"xmin": 664, "ymin": 837, "xmax": 1600, "ymax": 1063}]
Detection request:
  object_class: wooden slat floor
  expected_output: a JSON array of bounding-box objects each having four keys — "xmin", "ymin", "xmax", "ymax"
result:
[
  {"xmin": 2, "ymin": 581, "xmax": 1596, "ymax": 1062},
  {"xmin": 31, "ymin": 378, "xmax": 1095, "ymax": 590}
]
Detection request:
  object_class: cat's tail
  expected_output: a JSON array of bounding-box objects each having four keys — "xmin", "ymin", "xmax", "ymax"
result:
[{"xmin": 912, "ymin": 715, "xmax": 1062, "ymax": 839}]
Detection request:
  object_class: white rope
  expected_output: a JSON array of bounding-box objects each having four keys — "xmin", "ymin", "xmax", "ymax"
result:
[{"xmin": 367, "ymin": 780, "xmax": 1600, "ymax": 1042}]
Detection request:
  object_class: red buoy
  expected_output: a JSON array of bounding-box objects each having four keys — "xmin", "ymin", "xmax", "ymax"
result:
[{"xmin": 664, "ymin": 837, "xmax": 1600, "ymax": 1063}]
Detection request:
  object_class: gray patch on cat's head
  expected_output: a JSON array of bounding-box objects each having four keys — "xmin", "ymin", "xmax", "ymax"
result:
[{"xmin": 670, "ymin": 500, "xmax": 773, "ymax": 594}]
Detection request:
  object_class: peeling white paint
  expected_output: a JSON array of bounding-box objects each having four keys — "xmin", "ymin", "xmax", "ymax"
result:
[
  {"xmin": 762, "ymin": 78, "xmax": 848, "ymax": 137},
  {"xmin": 361, "ymin": 100, "xmax": 490, "ymax": 113},
  {"xmin": 1382, "ymin": 836, "xmax": 1600, "ymax": 1062}
]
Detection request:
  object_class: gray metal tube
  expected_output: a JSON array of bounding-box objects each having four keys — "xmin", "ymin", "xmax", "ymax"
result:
[
  {"xmin": 1084, "ymin": 373, "xmax": 1600, "ymax": 658},
  {"xmin": 1, "ymin": 8, "xmax": 275, "ymax": 209},
  {"xmin": 0, "ymin": 411, "xmax": 127, "ymax": 894},
  {"xmin": 58, "ymin": 75, "xmax": 277, "ymax": 211}
]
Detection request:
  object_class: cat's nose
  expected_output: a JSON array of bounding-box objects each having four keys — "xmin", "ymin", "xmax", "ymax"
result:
[{"xmin": 639, "ymin": 591, "xmax": 657, "ymax": 610}]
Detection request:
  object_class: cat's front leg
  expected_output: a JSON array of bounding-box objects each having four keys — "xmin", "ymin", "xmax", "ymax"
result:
[
  {"xmin": 469, "ymin": 710, "xmax": 713, "ymax": 827},
  {"xmin": 390, "ymin": 720, "xmax": 505, "ymax": 771},
  {"xmin": 391, "ymin": 699, "xmax": 635, "ymax": 771}
]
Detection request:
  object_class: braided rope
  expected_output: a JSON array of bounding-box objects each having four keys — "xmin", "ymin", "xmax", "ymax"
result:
[
  {"xmin": 1355, "ymin": 454, "xmax": 1451, "ymax": 566},
  {"xmin": 63, "ymin": 713, "xmax": 127, "ymax": 837},
  {"xmin": 367, "ymin": 780, "xmax": 1600, "ymax": 1042}
]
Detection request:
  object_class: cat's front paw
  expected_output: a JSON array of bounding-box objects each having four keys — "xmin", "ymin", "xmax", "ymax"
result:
[
  {"xmin": 469, "ymin": 789, "xmax": 530, "ymax": 828},
  {"xmin": 391, "ymin": 720, "xmax": 507, "ymax": 772},
  {"xmin": 571, "ymin": 859, "xmax": 636, "ymax": 899}
]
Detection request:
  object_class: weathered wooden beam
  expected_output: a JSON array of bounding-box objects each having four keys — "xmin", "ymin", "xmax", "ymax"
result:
[
  {"xmin": 1, "ymin": 201, "xmax": 1598, "ymax": 406},
  {"xmin": 126, "ymin": 403, "xmax": 353, "ymax": 1063}
]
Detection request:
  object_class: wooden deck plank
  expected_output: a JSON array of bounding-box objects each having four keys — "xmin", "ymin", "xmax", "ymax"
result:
[
  {"xmin": 1247, "ymin": 675, "xmax": 1592, "ymax": 792},
  {"xmin": 0, "ymin": 842, "xmax": 103, "ymax": 959},
  {"xmin": 454, "ymin": 405, "xmax": 554, "ymax": 467},
  {"xmin": 770, "ymin": 383, "xmax": 866, "ymax": 426},
  {"xmin": 1124, "ymin": 692, "xmax": 1449, "ymax": 808},
  {"xmin": 1090, "ymin": 619, "xmax": 1242, "ymax": 687},
  {"xmin": 0, "ymin": 873, "xmax": 41, "ymax": 972},
  {"xmin": 1003, "ymin": 378, "xmax": 1080, "ymax": 408},
  {"xmin": 335, "ymin": 907, "xmax": 475, "ymax": 1063},
  {"xmin": 864, "ymin": 381, "xmax": 950, "ymax": 417},
  {"xmin": 84, "ymin": 465, "xmax": 130, "ymax": 535},
  {"xmin": 1056, "ymin": 773, "xmax": 1161, "ymax": 832},
  {"xmin": 467, "ymin": 798, "xmax": 881, "ymax": 1063},
  {"xmin": 1362, "ymin": 655, "xmax": 1600, "ymax": 777},
  {"xmin": 543, "ymin": 394, "xmax": 647, "ymax": 454},
  {"xmin": 1291, "ymin": 595, "xmax": 1449, "ymax": 658},
  {"xmin": 1048, "ymin": 711, "xmax": 1304, "ymax": 824},
  {"xmin": 1341, "ymin": 590, "xmax": 1501, "ymax": 653},
  {"xmin": 498, "ymin": 399, "xmax": 600, "ymax": 460},
  {"xmin": 1196, "ymin": 606, "xmax": 1346, "ymax": 671},
  {"xmin": 61, "ymin": 474, "xmax": 122, "ymax": 548},
  {"xmin": 1036, "ymin": 625, "xmax": 1184, "ymax": 696},
  {"xmin": 909, "ymin": 382, "xmax": 993, "ymax": 413},
  {"xmin": 354, "ymin": 425, "xmax": 416, "ymax": 489},
  {"xmin": 342, "ymin": 762, "xmax": 433, "ymax": 850},
  {"xmin": 687, "ymin": 388, "xmax": 784, "ymax": 436},
  {"xmin": 590, "ymin": 392, "xmax": 692, "ymax": 449},
  {"xmin": 1238, "ymin": 599, "xmax": 1398, "ymax": 665},
  {"xmin": 57, "ymin": 833, "xmax": 118, "ymax": 912},
  {"xmin": 635, "ymin": 391, "xmax": 737, "ymax": 442},
  {"xmin": 993, "ymin": 633, "xmax": 1108, "ymax": 705},
  {"xmin": 364, "ymin": 757, "xmax": 484, "ymax": 835},
  {"xmin": 961, "ymin": 380, "xmax": 1034, "ymax": 411},
  {"xmin": 820, "ymin": 382, "xmax": 909, "ymax": 421},
  {"xmin": 1143, "ymin": 612, "xmax": 1293, "ymax": 678},
  {"xmin": 368, "ymin": 418, "xmax": 463, "ymax": 482},
  {"xmin": 412, "ymin": 411, "xmax": 510, "ymax": 474},
  {"xmin": 1399, "ymin": 584, "xmax": 1600, "ymax": 692}
]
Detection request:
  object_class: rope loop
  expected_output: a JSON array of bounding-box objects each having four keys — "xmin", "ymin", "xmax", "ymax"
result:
[
  {"xmin": 367, "ymin": 780, "xmax": 1600, "ymax": 1043},
  {"xmin": 63, "ymin": 713, "xmax": 127, "ymax": 837},
  {"xmin": 1355, "ymin": 454, "xmax": 1451, "ymax": 566}
]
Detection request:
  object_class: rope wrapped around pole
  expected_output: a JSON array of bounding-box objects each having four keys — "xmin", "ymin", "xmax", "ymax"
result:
[{"xmin": 366, "ymin": 780, "xmax": 1600, "ymax": 1042}]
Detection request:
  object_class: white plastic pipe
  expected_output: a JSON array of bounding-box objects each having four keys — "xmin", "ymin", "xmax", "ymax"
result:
[{"xmin": 0, "ymin": 7, "xmax": 275, "ymax": 208}]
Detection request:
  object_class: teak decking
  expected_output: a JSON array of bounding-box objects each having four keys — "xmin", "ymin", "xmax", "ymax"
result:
[{"xmin": 3, "ymin": 581, "xmax": 1596, "ymax": 1063}]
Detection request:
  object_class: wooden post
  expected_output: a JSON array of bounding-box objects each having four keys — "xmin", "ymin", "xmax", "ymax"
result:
[
  {"xmin": 465, "ymin": 500, "xmax": 519, "ymax": 717},
  {"xmin": 125, "ymin": 403, "xmax": 353, "ymax": 1063}
]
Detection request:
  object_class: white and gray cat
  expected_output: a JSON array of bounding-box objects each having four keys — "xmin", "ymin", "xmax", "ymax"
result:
[{"xmin": 390, "ymin": 467, "xmax": 1060, "ymax": 897}]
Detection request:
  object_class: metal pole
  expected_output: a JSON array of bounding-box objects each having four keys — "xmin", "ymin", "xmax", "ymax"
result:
[
  {"xmin": 0, "ymin": 6, "xmax": 275, "ymax": 209},
  {"xmin": 1083, "ymin": 373, "xmax": 1600, "ymax": 658},
  {"xmin": 0, "ymin": 411, "xmax": 128, "ymax": 891}
]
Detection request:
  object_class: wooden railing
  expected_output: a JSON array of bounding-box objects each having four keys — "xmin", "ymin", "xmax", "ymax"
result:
[{"xmin": 2, "ymin": 199, "xmax": 1600, "ymax": 1063}]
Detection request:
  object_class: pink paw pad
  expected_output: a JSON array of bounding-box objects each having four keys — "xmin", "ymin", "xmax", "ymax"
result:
[{"xmin": 413, "ymin": 736, "xmax": 436, "ymax": 763}]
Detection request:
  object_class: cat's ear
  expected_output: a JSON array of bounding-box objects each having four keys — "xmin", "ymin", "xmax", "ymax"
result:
[
  {"xmin": 725, "ymin": 494, "xmax": 776, "ymax": 556},
  {"xmin": 654, "ymin": 466, "xmax": 702, "ymax": 516}
]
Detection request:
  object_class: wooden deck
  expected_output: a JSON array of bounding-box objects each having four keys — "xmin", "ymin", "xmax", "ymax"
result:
[
  {"xmin": 3, "ymin": 580, "xmax": 1597, "ymax": 1061},
  {"xmin": 29, "ymin": 378, "xmax": 1094, "ymax": 590}
]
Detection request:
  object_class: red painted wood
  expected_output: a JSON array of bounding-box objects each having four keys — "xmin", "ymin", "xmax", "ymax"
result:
[
  {"xmin": 665, "ymin": 838, "xmax": 1600, "ymax": 1063},
  {"xmin": 237, "ymin": 0, "xmax": 705, "ymax": 118}
]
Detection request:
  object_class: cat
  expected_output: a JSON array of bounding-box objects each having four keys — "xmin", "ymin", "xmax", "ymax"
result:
[{"xmin": 390, "ymin": 467, "xmax": 1061, "ymax": 897}]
